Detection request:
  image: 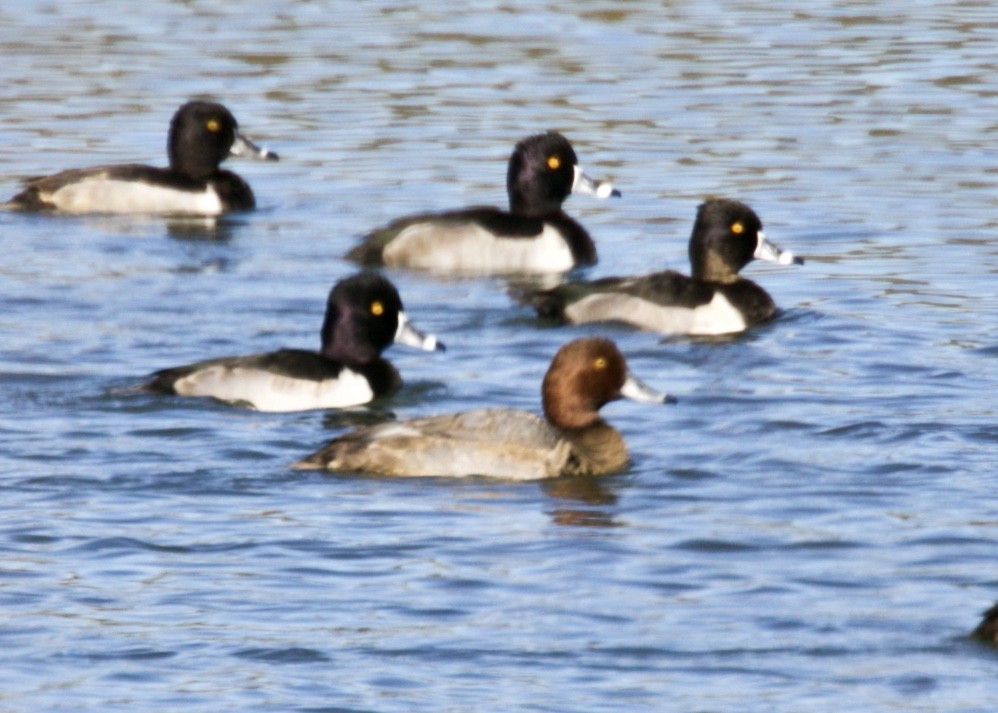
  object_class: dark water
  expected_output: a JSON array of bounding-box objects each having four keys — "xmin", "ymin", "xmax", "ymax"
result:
[{"xmin": 1, "ymin": 1, "xmax": 996, "ymax": 711}]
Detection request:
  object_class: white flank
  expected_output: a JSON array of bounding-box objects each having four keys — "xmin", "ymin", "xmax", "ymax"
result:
[
  {"xmin": 174, "ymin": 366, "xmax": 374, "ymax": 412},
  {"xmin": 564, "ymin": 292, "xmax": 747, "ymax": 336},
  {"xmin": 383, "ymin": 222, "xmax": 575, "ymax": 275},
  {"xmin": 48, "ymin": 177, "xmax": 224, "ymax": 215}
]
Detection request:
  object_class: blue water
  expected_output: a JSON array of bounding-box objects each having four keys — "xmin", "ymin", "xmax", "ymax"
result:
[{"xmin": 1, "ymin": 1, "xmax": 996, "ymax": 711}]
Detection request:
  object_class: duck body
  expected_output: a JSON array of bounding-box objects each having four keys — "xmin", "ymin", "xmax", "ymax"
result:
[
  {"xmin": 524, "ymin": 199, "xmax": 802, "ymax": 336},
  {"xmin": 294, "ymin": 337, "xmax": 672, "ymax": 479},
  {"xmin": 143, "ymin": 273, "xmax": 442, "ymax": 412},
  {"xmin": 5, "ymin": 101, "xmax": 277, "ymax": 215},
  {"xmin": 347, "ymin": 132, "xmax": 618, "ymax": 276},
  {"xmin": 348, "ymin": 206, "xmax": 595, "ymax": 276},
  {"xmin": 8, "ymin": 164, "xmax": 257, "ymax": 215},
  {"xmin": 295, "ymin": 408, "xmax": 629, "ymax": 480},
  {"xmin": 145, "ymin": 348, "xmax": 401, "ymax": 413},
  {"xmin": 530, "ymin": 270, "xmax": 777, "ymax": 336}
]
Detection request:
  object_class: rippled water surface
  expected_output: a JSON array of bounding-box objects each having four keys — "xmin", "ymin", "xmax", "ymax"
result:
[{"xmin": 1, "ymin": 1, "xmax": 996, "ymax": 711}]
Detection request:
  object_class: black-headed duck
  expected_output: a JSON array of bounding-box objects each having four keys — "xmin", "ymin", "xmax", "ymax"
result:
[
  {"xmin": 524, "ymin": 199, "xmax": 803, "ymax": 336},
  {"xmin": 5, "ymin": 101, "xmax": 277, "ymax": 215},
  {"xmin": 346, "ymin": 132, "xmax": 619, "ymax": 276},
  {"xmin": 144, "ymin": 273, "xmax": 443, "ymax": 412}
]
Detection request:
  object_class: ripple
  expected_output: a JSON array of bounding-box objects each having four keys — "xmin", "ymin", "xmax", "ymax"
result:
[
  {"xmin": 234, "ymin": 647, "xmax": 331, "ymax": 664},
  {"xmin": 64, "ymin": 537, "xmax": 189, "ymax": 556},
  {"xmin": 1, "ymin": 1, "xmax": 996, "ymax": 711},
  {"xmin": 818, "ymin": 421, "xmax": 890, "ymax": 438},
  {"xmin": 64, "ymin": 648, "xmax": 176, "ymax": 663},
  {"xmin": 672, "ymin": 539, "xmax": 759, "ymax": 553}
]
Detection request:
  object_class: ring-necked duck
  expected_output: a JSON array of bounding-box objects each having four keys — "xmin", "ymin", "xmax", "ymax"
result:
[
  {"xmin": 4, "ymin": 101, "xmax": 277, "ymax": 215},
  {"xmin": 294, "ymin": 337, "xmax": 673, "ymax": 479},
  {"xmin": 523, "ymin": 199, "xmax": 803, "ymax": 336},
  {"xmin": 346, "ymin": 132, "xmax": 620, "ymax": 276},
  {"xmin": 972, "ymin": 603, "xmax": 998, "ymax": 643},
  {"xmin": 143, "ymin": 273, "xmax": 443, "ymax": 412}
]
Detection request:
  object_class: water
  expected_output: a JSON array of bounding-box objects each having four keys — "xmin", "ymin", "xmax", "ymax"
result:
[{"xmin": 1, "ymin": 1, "xmax": 996, "ymax": 710}]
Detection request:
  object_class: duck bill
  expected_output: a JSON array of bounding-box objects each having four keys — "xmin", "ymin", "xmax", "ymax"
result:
[
  {"xmin": 230, "ymin": 130, "xmax": 279, "ymax": 161},
  {"xmin": 754, "ymin": 231, "xmax": 803, "ymax": 266},
  {"xmin": 571, "ymin": 165, "xmax": 620, "ymax": 199},
  {"xmin": 394, "ymin": 312, "xmax": 445, "ymax": 352},
  {"xmin": 620, "ymin": 371, "xmax": 676, "ymax": 405}
]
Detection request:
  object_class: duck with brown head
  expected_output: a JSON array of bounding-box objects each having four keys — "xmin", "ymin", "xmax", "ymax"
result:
[{"xmin": 294, "ymin": 337, "xmax": 673, "ymax": 479}]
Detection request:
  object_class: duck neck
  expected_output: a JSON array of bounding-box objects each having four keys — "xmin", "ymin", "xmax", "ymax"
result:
[
  {"xmin": 543, "ymin": 392, "xmax": 601, "ymax": 430},
  {"xmin": 509, "ymin": 192, "xmax": 563, "ymax": 219},
  {"xmin": 319, "ymin": 309, "xmax": 380, "ymax": 365},
  {"xmin": 693, "ymin": 250, "xmax": 742, "ymax": 284},
  {"xmin": 558, "ymin": 422, "xmax": 630, "ymax": 476}
]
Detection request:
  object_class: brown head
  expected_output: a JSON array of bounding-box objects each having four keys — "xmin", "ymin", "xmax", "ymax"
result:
[{"xmin": 541, "ymin": 337, "xmax": 671, "ymax": 430}]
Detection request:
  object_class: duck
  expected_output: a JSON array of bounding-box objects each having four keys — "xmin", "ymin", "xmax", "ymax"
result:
[
  {"xmin": 522, "ymin": 199, "xmax": 803, "ymax": 336},
  {"xmin": 4, "ymin": 101, "xmax": 277, "ymax": 215},
  {"xmin": 346, "ymin": 131, "xmax": 620, "ymax": 276},
  {"xmin": 143, "ymin": 273, "xmax": 443, "ymax": 412},
  {"xmin": 293, "ymin": 337, "xmax": 673, "ymax": 479},
  {"xmin": 972, "ymin": 603, "xmax": 998, "ymax": 643}
]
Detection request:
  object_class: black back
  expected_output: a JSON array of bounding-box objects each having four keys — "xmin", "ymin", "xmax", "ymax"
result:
[{"xmin": 236, "ymin": 349, "xmax": 401, "ymax": 397}]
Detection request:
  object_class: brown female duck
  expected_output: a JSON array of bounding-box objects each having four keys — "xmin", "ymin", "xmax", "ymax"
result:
[{"xmin": 294, "ymin": 337, "xmax": 673, "ymax": 479}]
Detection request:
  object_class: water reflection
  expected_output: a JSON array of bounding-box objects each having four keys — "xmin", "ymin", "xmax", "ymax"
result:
[
  {"xmin": 543, "ymin": 475, "xmax": 621, "ymax": 528},
  {"xmin": 319, "ymin": 404, "xmax": 399, "ymax": 431},
  {"xmin": 3, "ymin": 1, "xmax": 996, "ymax": 709},
  {"xmin": 165, "ymin": 216, "xmax": 242, "ymax": 242},
  {"xmin": 39, "ymin": 212, "xmax": 249, "ymax": 243}
]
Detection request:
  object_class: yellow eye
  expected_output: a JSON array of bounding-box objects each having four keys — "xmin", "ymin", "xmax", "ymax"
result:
[
  {"xmin": 547, "ymin": 155, "xmax": 561, "ymax": 170},
  {"xmin": 206, "ymin": 118, "xmax": 220, "ymax": 132},
  {"xmin": 593, "ymin": 357, "xmax": 607, "ymax": 369},
  {"xmin": 370, "ymin": 301, "xmax": 384, "ymax": 316},
  {"xmin": 731, "ymin": 222, "xmax": 744, "ymax": 234}
]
